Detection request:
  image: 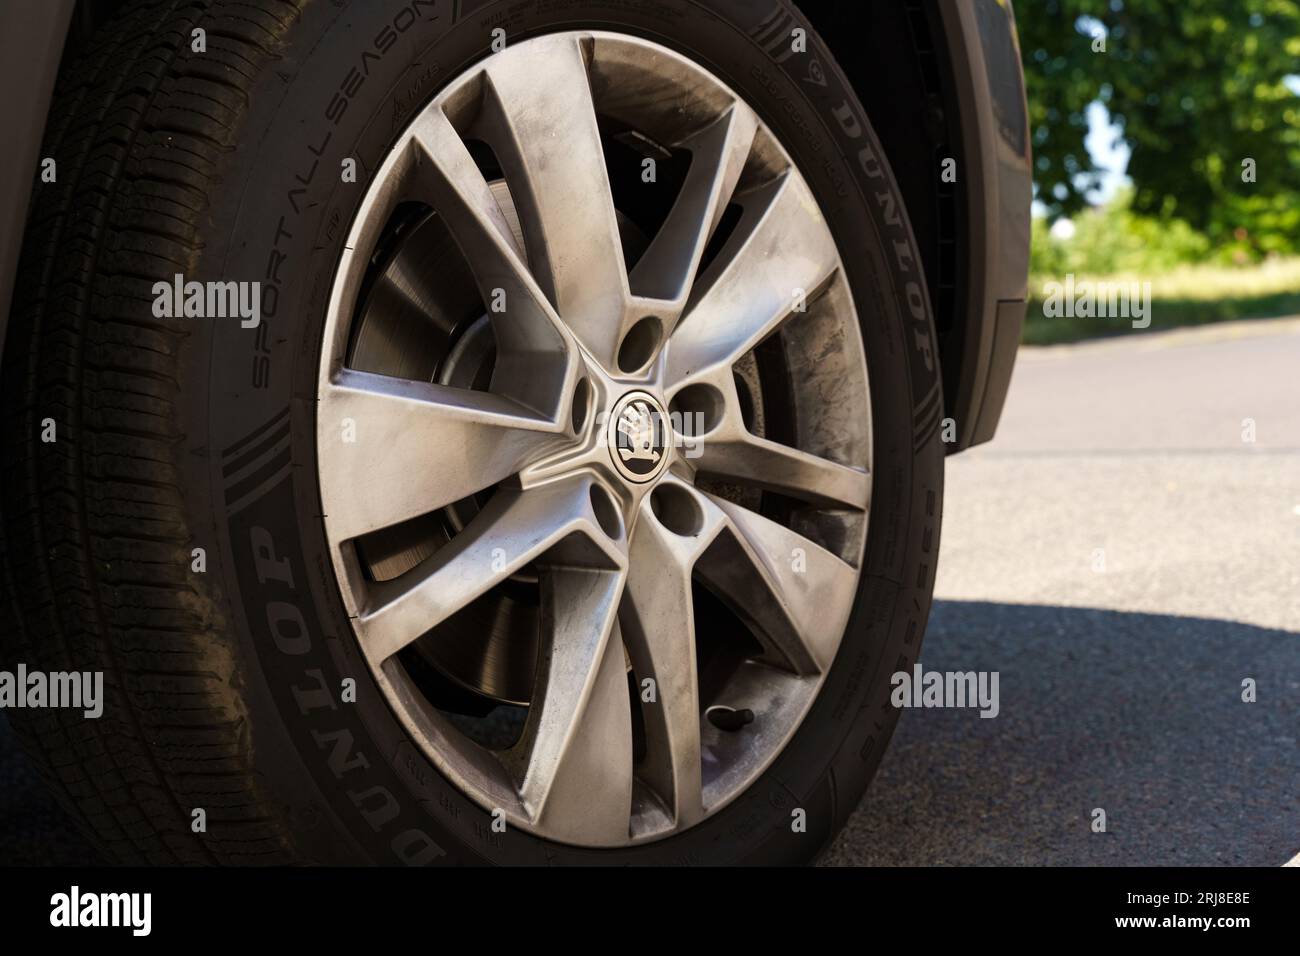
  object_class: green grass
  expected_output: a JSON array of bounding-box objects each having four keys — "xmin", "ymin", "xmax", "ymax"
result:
[{"xmin": 1024, "ymin": 257, "xmax": 1300, "ymax": 345}]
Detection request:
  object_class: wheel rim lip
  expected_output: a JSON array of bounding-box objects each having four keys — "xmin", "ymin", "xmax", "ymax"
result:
[{"xmin": 314, "ymin": 30, "xmax": 872, "ymax": 848}]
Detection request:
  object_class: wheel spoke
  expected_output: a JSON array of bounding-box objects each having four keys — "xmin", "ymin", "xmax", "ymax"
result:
[
  {"xmin": 514, "ymin": 568, "xmax": 633, "ymax": 845},
  {"xmin": 698, "ymin": 494, "xmax": 858, "ymax": 674},
  {"xmin": 672, "ymin": 368, "xmax": 869, "ymax": 510},
  {"xmin": 477, "ymin": 34, "xmax": 631, "ymax": 366},
  {"xmin": 406, "ymin": 108, "xmax": 576, "ymax": 417},
  {"xmin": 700, "ymin": 433, "xmax": 870, "ymax": 511},
  {"xmin": 696, "ymin": 407, "xmax": 870, "ymax": 510},
  {"xmin": 664, "ymin": 171, "xmax": 840, "ymax": 385},
  {"xmin": 620, "ymin": 482, "xmax": 729, "ymax": 826},
  {"xmin": 354, "ymin": 477, "xmax": 624, "ymax": 665},
  {"xmin": 318, "ymin": 368, "xmax": 567, "ymax": 543},
  {"xmin": 628, "ymin": 103, "xmax": 758, "ymax": 312}
]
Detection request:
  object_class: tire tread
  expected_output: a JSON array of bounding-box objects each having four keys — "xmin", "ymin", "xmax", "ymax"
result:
[{"xmin": 0, "ymin": 0, "xmax": 305, "ymax": 865}]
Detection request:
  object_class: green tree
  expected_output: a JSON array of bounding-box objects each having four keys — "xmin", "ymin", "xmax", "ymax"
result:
[
  {"xmin": 1018, "ymin": 0, "xmax": 1300, "ymax": 252},
  {"xmin": 1030, "ymin": 188, "xmax": 1211, "ymax": 277}
]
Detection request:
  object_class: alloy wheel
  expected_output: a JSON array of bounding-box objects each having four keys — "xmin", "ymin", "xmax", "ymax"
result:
[{"xmin": 317, "ymin": 31, "xmax": 872, "ymax": 847}]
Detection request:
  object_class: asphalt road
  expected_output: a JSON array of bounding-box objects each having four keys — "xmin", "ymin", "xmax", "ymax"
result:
[
  {"xmin": 3, "ymin": 320, "xmax": 1297, "ymax": 866},
  {"xmin": 822, "ymin": 318, "xmax": 1300, "ymax": 866}
]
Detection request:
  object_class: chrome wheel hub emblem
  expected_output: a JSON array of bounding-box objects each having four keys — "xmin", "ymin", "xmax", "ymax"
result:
[{"xmin": 607, "ymin": 390, "xmax": 670, "ymax": 484}]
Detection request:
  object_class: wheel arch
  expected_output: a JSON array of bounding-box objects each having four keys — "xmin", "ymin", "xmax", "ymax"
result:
[{"xmin": 801, "ymin": 0, "xmax": 1031, "ymax": 452}]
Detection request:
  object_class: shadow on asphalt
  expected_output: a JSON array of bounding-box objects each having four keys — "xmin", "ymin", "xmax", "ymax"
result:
[
  {"xmin": 823, "ymin": 600, "xmax": 1299, "ymax": 866},
  {"xmin": 3, "ymin": 599, "xmax": 1296, "ymax": 866}
]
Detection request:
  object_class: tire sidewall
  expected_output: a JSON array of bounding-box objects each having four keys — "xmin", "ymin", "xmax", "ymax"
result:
[{"xmin": 194, "ymin": 0, "xmax": 942, "ymax": 865}]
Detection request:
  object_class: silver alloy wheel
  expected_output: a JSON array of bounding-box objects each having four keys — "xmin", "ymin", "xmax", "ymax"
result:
[{"xmin": 316, "ymin": 31, "xmax": 872, "ymax": 847}]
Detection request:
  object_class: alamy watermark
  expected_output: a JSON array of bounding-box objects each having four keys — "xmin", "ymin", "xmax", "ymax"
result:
[
  {"xmin": 596, "ymin": 406, "xmax": 707, "ymax": 459},
  {"xmin": 50, "ymin": 886, "xmax": 150, "ymax": 936},
  {"xmin": 0, "ymin": 664, "xmax": 103, "ymax": 719},
  {"xmin": 891, "ymin": 664, "xmax": 1000, "ymax": 718},
  {"xmin": 1041, "ymin": 273, "xmax": 1152, "ymax": 329},
  {"xmin": 152, "ymin": 273, "xmax": 261, "ymax": 328}
]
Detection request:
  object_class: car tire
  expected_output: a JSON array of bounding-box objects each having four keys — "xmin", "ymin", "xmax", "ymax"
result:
[{"xmin": 0, "ymin": 0, "xmax": 943, "ymax": 864}]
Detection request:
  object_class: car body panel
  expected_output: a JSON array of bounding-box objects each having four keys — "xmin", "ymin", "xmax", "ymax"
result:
[
  {"xmin": 937, "ymin": 0, "xmax": 1032, "ymax": 447},
  {"xmin": 0, "ymin": 0, "xmax": 74, "ymax": 361}
]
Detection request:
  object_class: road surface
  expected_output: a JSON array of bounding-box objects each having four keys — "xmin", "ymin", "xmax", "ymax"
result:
[{"xmin": 823, "ymin": 318, "xmax": 1300, "ymax": 865}]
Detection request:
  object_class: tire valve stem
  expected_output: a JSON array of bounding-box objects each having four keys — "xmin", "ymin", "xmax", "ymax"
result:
[{"xmin": 705, "ymin": 705, "xmax": 755, "ymax": 733}]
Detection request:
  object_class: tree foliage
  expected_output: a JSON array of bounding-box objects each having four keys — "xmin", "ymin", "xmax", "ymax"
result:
[
  {"xmin": 1030, "ymin": 189, "xmax": 1211, "ymax": 277},
  {"xmin": 1017, "ymin": 0, "xmax": 1300, "ymax": 252}
]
